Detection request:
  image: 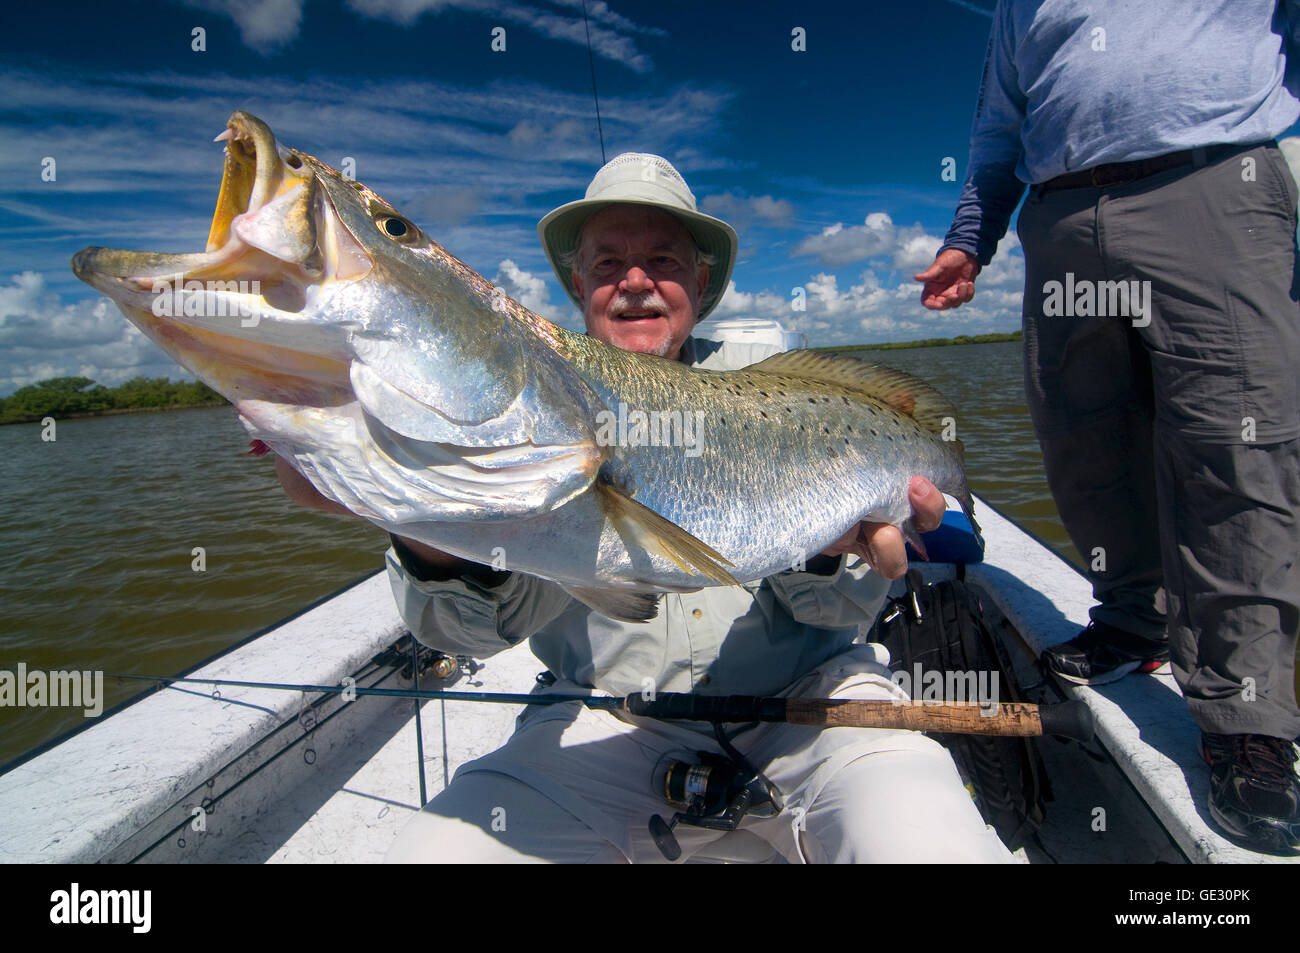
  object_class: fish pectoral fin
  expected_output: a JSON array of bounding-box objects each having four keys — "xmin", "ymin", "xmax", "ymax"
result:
[
  {"xmin": 900, "ymin": 518, "xmax": 930, "ymax": 561},
  {"xmin": 561, "ymin": 585, "xmax": 663, "ymax": 623},
  {"xmin": 595, "ymin": 481, "xmax": 740, "ymax": 587}
]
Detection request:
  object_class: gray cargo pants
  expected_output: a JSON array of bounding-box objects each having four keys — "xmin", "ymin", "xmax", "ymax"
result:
[{"xmin": 1017, "ymin": 141, "xmax": 1300, "ymax": 738}]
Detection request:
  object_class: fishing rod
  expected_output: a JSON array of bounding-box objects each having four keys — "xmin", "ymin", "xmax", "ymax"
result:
[{"xmin": 106, "ymin": 672, "xmax": 1094, "ymax": 740}]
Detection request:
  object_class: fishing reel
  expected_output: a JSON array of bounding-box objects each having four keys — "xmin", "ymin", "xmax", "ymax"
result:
[
  {"xmin": 648, "ymin": 726, "xmax": 783, "ymax": 861},
  {"xmin": 399, "ymin": 647, "xmax": 480, "ymax": 683}
]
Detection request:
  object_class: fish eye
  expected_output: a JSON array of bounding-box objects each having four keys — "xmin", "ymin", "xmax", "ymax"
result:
[{"xmin": 376, "ymin": 215, "xmax": 421, "ymax": 244}]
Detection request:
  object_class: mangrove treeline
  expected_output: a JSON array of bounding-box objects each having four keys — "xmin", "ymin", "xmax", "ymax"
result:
[{"xmin": 0, "ymin": 376, "xmax": 227, "ymax": 424}]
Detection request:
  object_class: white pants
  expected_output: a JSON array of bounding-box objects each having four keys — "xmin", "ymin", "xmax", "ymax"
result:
[{"xmin": 385, "ymin": 645, "xmax": 1015, "ymax": 863}]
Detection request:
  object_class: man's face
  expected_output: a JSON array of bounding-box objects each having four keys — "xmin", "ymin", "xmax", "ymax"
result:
[{"xmin": 571, "ymin": 205, "xmax": 709, "ymax": 361}]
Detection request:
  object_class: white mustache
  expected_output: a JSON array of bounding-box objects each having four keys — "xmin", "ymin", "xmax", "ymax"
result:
[{"xmin": 609, "ymin": 292, "xmax": 669, "ymax": 317}]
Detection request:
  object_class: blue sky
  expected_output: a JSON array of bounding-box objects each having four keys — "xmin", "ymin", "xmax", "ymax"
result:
[{"xmin": 5, "ymin": 0, "xmax": 1039, "ymax": 393}]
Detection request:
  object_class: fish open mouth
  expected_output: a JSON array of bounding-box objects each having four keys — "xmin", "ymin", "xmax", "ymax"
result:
[
  {"xmin": 71, "ymin": 111, "xmax": 372, "ymax": 405},
  {"xmin": 206, "ymin": 115, "xmax": 285, "ymax": 254}
]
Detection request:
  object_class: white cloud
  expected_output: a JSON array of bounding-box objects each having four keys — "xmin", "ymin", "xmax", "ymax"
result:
[
  {"xmin": 493, "ymin": 259, "xmax": 552, "ymax": 314},
  {"xmin": 976, "ymin": 234, "xmax": 1024, "ymax": 287},
  {"xmin": 792, "ymin": 212, "xmax": 986, "ymax": 276},
  {"xmin": 546, "ymin": 0, "xmax": 668, "ymax": 36},
  {"xmin": 178, "ymin": 0, "xmax": 663, "ymax": 67},
  {"xmin": 1280, "ymin": 136, "xmax": 1300, "ymax": 185},
  {"xmin": 708, "ymin": 272, "xmax": 913, "ymax": 343},
  {"xmin": 792, "ymin": 213, "xmax": 1024, "ymax": 312},
  {"xmin": 892, "ymin": 232, "xmax": 943, "ymax": 273},
  {"xmin": 181, "ymin": 0, "xmax": 305, "ymax": 53},
  {"xmin": 793, "ymin": 212, "xmax": 899, "ymax": 267},
  {"xmin": 2, "ymin": 63, "xmax": 1027, "ymax": 367},
  {"xmin": 0, "ymin": 272, "xmax": 179, "ymax": 395},
  {"xmin": 0, "ymin": 67, "xmax": 734, "ymax": 305},
  {"xmin": 700, "ymin": 192, "xmax": 795, "ymax": 231},
  {"xmin": 706, "ymin": 262, "xmax": 1025, "ymax": 349},
  {"xmin": 344, "ymin": 0, "xmax": 657, "ymax": 72},
  {"xmin": 711, "ymin": 280, "xmax": 791, "ymax": 321},
  {"xmin": 2, "ymin": 66, "xmax": 742, "ymax": 383}
]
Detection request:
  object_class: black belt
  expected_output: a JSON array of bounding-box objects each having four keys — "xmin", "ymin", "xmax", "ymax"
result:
[{"xmin": 1038, "ymin": 142, "xmax": 1258, "ymax": 191}]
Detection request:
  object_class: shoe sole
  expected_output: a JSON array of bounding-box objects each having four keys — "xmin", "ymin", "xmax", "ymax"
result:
[
  {"xmin": 1207, "ymin": 799, "xmax": 1300, "ymax": 855},
  {"xmin": 1047, "ymin": 657, "xmax": 1168, "ymax": 686}
]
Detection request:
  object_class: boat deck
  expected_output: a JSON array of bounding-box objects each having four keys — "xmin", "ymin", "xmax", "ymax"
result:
[
  {"xmin": 1, "ymin": 494, "xmax": 1296, "ymax": 863},
  {"xmin": 199, "ymin": 636, "xmax": 1181, "ymax": 864},
  {"xmin": 960, "ymin": 503, "xmax": 1297, "ymax": 864}
]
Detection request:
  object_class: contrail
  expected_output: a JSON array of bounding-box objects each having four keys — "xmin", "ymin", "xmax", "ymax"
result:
[{"xmin": 939, "ymin": 0, "xmax": 995, "ymax": 17}]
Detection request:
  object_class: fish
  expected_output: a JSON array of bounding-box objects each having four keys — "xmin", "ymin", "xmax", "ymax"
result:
[{"xmin": 71, "ymin": 110, "xmax": 978, "ymax": 622}]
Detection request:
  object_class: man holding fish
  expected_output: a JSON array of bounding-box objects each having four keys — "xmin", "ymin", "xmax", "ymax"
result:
[
  {"xmin": 280, "ymin": 153, "xmax": 1013, "ymax": 863},
  {"xmin": 72, "ymin": 107, "xmax": 1010, "ymax": 862}
]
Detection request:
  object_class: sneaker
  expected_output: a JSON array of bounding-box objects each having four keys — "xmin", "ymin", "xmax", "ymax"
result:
[
  {"xmin": 1041, "ymin": 621, "xmax": 1169, "ymax": 685},
  {"xmin": 1201, "ymin": 732, "xmax": 1300, "ymax": 855}
]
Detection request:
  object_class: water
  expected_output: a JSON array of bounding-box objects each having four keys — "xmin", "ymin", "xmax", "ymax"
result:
[
  {"xmin": 0, "ymin": 338, "xmax": 1200, "ymax": 767},
  {"xmin": 0, "ymin": 405, "xmax": 391, "ymax": 766},
  {"xmin": 827, "ymin": 341, "xmax": 1073, "ymax": 559}
]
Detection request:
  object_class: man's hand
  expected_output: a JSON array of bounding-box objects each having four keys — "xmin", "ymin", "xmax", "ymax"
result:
[
  {"xmin": 821, "ymin": 477, "xmax": 946, "ymax": 580},
  {"xmin": 915, "ymin": 249, "xmax": 980, "ymax": 310}
]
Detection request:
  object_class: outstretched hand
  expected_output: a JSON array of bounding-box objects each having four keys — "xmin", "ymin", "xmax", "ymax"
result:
[
  {"xmin": 821, "ymin": 476, "xmax": 946, "ymax": 580},
  {"xmin": 915, "ymin": 248, "xmax": 980, "ymax": 310}
]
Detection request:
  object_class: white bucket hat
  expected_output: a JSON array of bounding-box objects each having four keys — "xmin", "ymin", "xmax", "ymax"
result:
[{"xmin": 537, "ymin": 153, "xmax": 738, "ymax": 320}]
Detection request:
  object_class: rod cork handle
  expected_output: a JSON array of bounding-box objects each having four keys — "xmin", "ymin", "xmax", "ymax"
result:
[
  {"xmin": 782, "ymin": 698, "xmax": 1094, "ymax": 740},
  {"xmin": 624, "ymin": 693, "xmax": 1094, "ymax": 740}
]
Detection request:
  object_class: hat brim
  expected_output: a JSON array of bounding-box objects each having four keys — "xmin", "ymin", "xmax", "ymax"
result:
[{"xmin": 537, "ymin": 198, "xmax": 738, "ymax": 321}]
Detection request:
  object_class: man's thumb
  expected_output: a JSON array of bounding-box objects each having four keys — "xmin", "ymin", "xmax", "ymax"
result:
[{"xmin": 914, "ymin": 261, "xmax": 942, "ymax": 282}]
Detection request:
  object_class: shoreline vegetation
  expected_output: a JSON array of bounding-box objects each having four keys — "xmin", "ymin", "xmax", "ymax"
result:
[
  {"xmin": 3, "ymin": 333, "xmax": 1022, "ymax": 424},
  {"xmin": 817, "ymin": 330, "xmax": 1022, "ymax": 352},
  {"xmin": 0, "ymin": 376, "xmax": 226, "ymax": 425}
]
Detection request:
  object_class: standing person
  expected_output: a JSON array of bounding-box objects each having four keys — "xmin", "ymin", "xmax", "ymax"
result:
[
  {"xmin": 281, "ymin": 152, "xmax": 1013, "ymax": 863},
  {"xmin": 915, "ymin": 1, "xmax": 1300, "ymax": 853}
]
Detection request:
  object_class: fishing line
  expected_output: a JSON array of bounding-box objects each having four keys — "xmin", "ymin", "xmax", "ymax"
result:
[
  {"xmin": 411, "ymin": 639, "xmax": 428, "ymax": 807},
  {"xmin": 581, "ymin": 0, "xmax": 607, "ymax": 164},
  {"xmin": 99, "ymin": 672, "xmax": 1094, "ymax": 739},
  {"xmin": 116, "ymin": 673, "xmax": 378, "ymax": 861},
  {"xmin": 105, "ymin": 672, "xmax": 619, "ymax": 710}
]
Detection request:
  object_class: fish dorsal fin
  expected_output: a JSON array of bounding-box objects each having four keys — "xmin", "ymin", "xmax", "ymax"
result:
[{"xmin": 746, "ymin": 350, "xmax": 958, "ymax": 436}]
